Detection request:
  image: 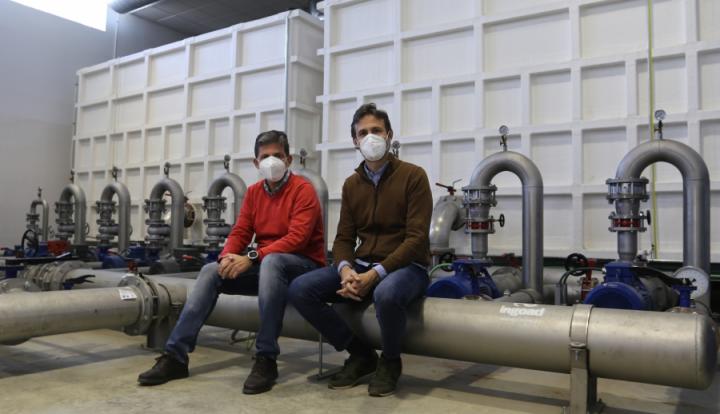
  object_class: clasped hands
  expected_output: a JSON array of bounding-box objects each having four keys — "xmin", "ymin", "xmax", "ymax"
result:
[
  {"xmin": 218, "ymin": 253, "xmax": 252, "ymax": 279},
  {"xmin": 337, "ymin": 266, "xmax": 380, "ymax": 301}
]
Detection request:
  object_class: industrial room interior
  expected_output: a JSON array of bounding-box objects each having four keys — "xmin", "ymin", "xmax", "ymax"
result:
[{"xmin": 2, "ymin": 0, "xmax": 720, "ymax": 413}]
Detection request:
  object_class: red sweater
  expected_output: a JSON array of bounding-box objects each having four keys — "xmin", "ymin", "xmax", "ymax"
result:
[{"xmin": 220, "ymin": 173, "xmax": 326, "ymax": 266}]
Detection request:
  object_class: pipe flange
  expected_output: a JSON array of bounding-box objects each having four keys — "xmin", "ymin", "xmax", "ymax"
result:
[
  {"xmin": 461, "ymin": 185, "xmax": 498, "ymax": 207},
  {"xmin": 607, "ymin": 211, "xmax": 648, "ymax": 233},
  {"xmin": 606, "ymin": 178, "xmax": 649, "ymax": 202},
  {"xmin": 464, "ymin": 217, "xmax": 496, "ymax": 234},
  {"xmin": 118, "ymin": 274, "xmax": 160, "ymax": 336},
  {"xmin": 569, "ymin": 304, "xmax": 593, "ymax": 348},
  {"xmin": 22, "ymin": 260, "xmax": 86, "ymax": 291},
  {"xmin": 0, "ymin": 278, "xmax": 41, "ymax": 294}
]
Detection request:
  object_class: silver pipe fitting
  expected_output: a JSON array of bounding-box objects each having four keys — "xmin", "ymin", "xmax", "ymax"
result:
[
  {"xmin": 611, "ymin": 138, "xmax": 711, "ymax": 306},
  {"xmin": 20, "ymin": 265, "xmax": 718, "ymax": 390},
  {"xmin": 97, "ymin": 179, "xmax": 132, "ymax": 252},
  {"xmin": 465, "ymin": 146, "xmax": 544, "ymax": 297},
  {"xmin": 27, "ymin": 188, "xmax": 49, "ymax": 242},
  {"xmin": 145, "ymin": 163, "xmax": 185, "ymax": 253},
  {"xmin": 429, "ymin": 194, "xmax": 465, "ymax": 264},
  {"xmin": 55, "ymin": 180, "xmax": 87, "ymax": 245},
  {"xmin": 203, "ymin": 155, "xmax": 247, "ymax": 253}
]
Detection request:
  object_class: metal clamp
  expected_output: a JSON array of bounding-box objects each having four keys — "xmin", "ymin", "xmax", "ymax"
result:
[
  {"xmin": 119, "ymin": 273, "xmax": 161, "ymax": 336},
  {"xmin": 565, "ymin": 304, "xmax": 604, "ymax": 414}
]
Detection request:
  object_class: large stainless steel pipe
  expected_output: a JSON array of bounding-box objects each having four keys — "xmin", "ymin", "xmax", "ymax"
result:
[
  {"xmin": 29, "ymin": 198, "xmax": 49, "ymax": 242},
  {"xmin": 468, "ymin": 152, "xmax": 544, "ymax": 295},
  {"xmin": 100, "ymin": 181, "xmax": 132, "ymax": 252},
  {"xmin": 148, "ymin": 177, "xmax": 185, "ymax": 252},
  {"xmin": 58, "ymin": 183, "xmax": 87, "ymax": 245},
  {"xmin": 207, "ymin": 172, "xmax": 246, "ymax": 222},
  {"xmin": 293, "ymin": 166, "xmax": 329, "ymax": 255},
  {"xmin": 614, "ymin": 139, "xmax": 711, "ymax": 304},
  {"xmin": 429, "ymin": 196, "xmax": 464, "ymax": 254},
  {"xmin": 0, "ymin": 288, "xmax": 142, "ymax": 344},
  {"xmin": 22, "ymin": 266, "xmax": 717, "ymax": 390}
]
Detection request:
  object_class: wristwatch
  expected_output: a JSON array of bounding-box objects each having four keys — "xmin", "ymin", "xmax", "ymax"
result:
[{"xmin": 247, "ymin": 250, "xmax": 259, "ymax": 263}]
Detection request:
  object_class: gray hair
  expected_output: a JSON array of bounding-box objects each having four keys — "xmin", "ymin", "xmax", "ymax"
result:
[{"xmin": 254, "ymin": 130, "xmax": 289, "ymax": 158}]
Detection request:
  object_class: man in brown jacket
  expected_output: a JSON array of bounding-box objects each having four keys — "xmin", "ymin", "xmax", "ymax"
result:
[{"xmin": 289, "ymin": 103, "xmax": 433, "ymax": 397}]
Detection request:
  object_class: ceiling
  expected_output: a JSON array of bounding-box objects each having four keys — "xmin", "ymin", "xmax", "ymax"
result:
[{"xmin": 123, "ymin": 0, "xmax": 316, "ymax": 36}]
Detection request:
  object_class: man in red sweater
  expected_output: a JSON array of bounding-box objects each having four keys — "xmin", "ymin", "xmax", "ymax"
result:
[{"xmin": 138, "ymin": 130, "xmax": 325, "ymax": 395}]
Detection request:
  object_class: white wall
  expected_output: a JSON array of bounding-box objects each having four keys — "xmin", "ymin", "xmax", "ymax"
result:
[
  {"xmin": 318, "ymin": 0, "xmax": 720, "ymax": 262},
  {"xmin": 0, "ymin": 0, "xmax": 184, "ymax": 247}
]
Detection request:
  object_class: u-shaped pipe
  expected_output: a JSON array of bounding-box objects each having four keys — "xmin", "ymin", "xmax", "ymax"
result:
[
  {"xmin": 467, "ymin": 151, "xmax": 544, "ymax": 296},
  {"xmin": 612, "ymin": 139, "xmax": 710, "ymax": 305},
  {"xmin": 58, "ymin": 184, "xmax": 87, "ymax": 245},
  {"xmin": 100, "ymin": 182, "xmax": 132, "ymax": 252}
]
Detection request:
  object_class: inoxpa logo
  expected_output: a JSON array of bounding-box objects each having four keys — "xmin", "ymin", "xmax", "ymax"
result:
[{"xmin": 499, "ymin": 304, "xmax": 546, "ymax": 317}]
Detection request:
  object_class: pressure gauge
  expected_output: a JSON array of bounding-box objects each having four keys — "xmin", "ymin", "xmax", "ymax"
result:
[
  {"xmin": 654, "ymin": 109, "xmax": 666, "ymax": 122},
  {"xmin": 498, "ymin": 125, "xmax": 509, "ymax": 135},
  {"xmin": 672, "ymin": 266, "xmax": 709, "ymax": 299}
]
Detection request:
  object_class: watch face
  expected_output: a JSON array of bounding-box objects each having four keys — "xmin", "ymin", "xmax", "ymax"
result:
[{"xmin": 248, "ymin": 250, "xmax": 258, "ymax": 260}]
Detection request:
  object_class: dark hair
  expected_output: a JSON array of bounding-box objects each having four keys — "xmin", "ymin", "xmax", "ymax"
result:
[
  {"xmin": 254, "ymin": 130, "xmax": 290, "ymax": 158},
  {"xmin": 350, "ymin": 103, "xmax": 392, "ymax": 139}
]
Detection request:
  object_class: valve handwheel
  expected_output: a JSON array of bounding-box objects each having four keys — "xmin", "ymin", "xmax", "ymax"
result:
[
  {"xmin": 498, "ymin": 214, "xmax": 505, "ymax": 228},
  {"xmin": 565, "ymin": 252, "xmax": 589, "ymax": 276}
]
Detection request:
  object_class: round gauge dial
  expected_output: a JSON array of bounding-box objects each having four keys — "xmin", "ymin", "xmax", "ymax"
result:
[{"xmin": 672, "ymin": 266, "xmax": 709, "ymax": 299}]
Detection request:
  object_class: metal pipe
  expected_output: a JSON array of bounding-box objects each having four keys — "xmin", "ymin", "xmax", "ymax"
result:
[
  {"xmin": 429, "ymin": 196, "xmax": 465, "ymax": 253},
  {"xmin": 58, "ymin": 184, "xmax": 87, "ymax": 245},
  {"xmin": 22, "ymin": 265, "xmax": 717, "ymax": 390},
  {"xmin": 0, "ymin": 288, "xmax": 142, "ymax": 344},
  {"xmin": 467, "ymin": 151, "xmax": 544, "ymax": 296},
  {"xmin": 207, "ymin": 173, "xmax": 246, "ymax": 223},
  {"xmin": 100, "ymin": 181, "xmax": 132, "ymax": 252},
  {"xmin": 148, "ymin": 176, "xmax": 185, "ymax": 252},
  {"xmin": 614, "ymin": 139, "xmax": 711, "ymax": 304},
  {"xmin": 29, "ymin": 197, "xmax": 49, "ymax": 242}
]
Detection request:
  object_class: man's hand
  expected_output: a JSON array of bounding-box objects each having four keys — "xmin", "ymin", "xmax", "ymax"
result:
[
  {"xmin": 218, "ymin": 254, "xmax": 252, "ymax": 279},
  {"xmin": 337, "ymin": 265, "xmax": 361, "ymax": 300},
  {"xmin": 337, "ymin": 268, "xmax": 379, "ymax": 301}
]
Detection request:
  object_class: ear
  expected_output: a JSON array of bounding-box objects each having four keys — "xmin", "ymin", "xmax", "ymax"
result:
[
  {"xmin": 387, "ymin": 129, "xmax": 393, "ymax": 140},
  {"xmin": 253, "ymin": 159, "xmax": 259, "ymax": 169},
  {"xmin": 286, "ymin": 155, "xmax": 293, "ymax": 166},
  {"xmin": 352, "ymin": 137, "xmax": 359, "ymax": 147}
]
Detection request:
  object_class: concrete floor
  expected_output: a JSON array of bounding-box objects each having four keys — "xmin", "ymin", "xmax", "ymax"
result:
[{"xmin": 1, "ymin": 327, "xmax": 718, "ymax": 414}]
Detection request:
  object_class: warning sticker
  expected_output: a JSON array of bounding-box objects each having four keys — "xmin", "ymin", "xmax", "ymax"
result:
[{"xmin": 119, "ymin": 287, "xmax": 138, "ymax": 301}]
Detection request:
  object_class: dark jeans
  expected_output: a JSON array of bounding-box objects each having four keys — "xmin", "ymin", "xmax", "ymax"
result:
[
  {"xmin": 288, "ymin": 263, "xmax": 429, "ymax": 359},
  {"xmin": 165, "ymin": 253, "xmax": 318, "ymax": 364}
]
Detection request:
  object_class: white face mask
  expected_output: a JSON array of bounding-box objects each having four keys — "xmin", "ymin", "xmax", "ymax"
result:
[
  {"xmin": 258, "ymin": 156, "xmax": 287, "ymax": 182},
  {"xmin": 358, "ymin": 134, "xmax": 388, "ymax": 162}
]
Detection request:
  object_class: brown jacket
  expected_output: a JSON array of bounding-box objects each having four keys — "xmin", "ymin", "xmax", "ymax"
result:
[{"xmin": 332, "ymin": 154, "xmax": 433, "ymax": 273}]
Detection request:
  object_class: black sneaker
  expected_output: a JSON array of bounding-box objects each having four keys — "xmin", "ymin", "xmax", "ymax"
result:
[
  {"xmin": 137, "ymin": 353, "xmax": 189, "ymax": 386},
  {"xmin": 243, "ymin": 355, "xmax": 278, "ymax": 395},
  {"xmin": 368, "ymin": 355, "xmax": 402, "ymax": 397},
  {"xmin": 328, "ymin": 352, "xmax": 378, "ymax": 389}
]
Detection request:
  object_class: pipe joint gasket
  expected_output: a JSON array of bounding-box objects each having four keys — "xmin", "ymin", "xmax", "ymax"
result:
[{"xmin": 608, "ymin": 211, "xmax": 649, "ymax": 233}]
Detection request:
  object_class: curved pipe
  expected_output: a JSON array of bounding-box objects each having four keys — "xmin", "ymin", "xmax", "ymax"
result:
[
  {"xmin": 429, "ymin": 196, "xmax": 465, "ymax": 251},
  {"xmin": 21, "ymin": 265, "xmax": 718, "ymax": 391},
  {"xmin": 207, "ymin": 173, "xmax": 247, "ymax": 223},
  {"xmin": 100, "ymin": 181, "xmax": 132, "ymax": 252},
  {"xmin": 614, "ymin": 139, "xmax": 710, "ymax": 304},
  {"xmin": 293, "ymin": 168, "xmax": 329, "ymax": 256},
  {"xmin": 468, "ymin": 151, "xmax": 544, "ymax": 296},
  {"xmin": 149, "ymin": 178, "xmax": 185, "ymax": 252},
  {"xmin": 59, "ymin": 184, "xmax": 87, "ymax": 245},
  {"xmin": 29, "ymin": 199, "xmax": 49, "ymax": 242}
]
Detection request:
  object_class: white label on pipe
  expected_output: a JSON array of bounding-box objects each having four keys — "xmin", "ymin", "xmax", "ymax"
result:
[
  {"xmin": 119, "ymin": 287, "xmax": 138, "ymax": 301},
  {"xmin": 499, "ymin": 304, "xmax": 545, "ymax": 317}
]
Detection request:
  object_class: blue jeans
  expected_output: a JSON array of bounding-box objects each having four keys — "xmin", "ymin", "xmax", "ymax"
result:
[
  {"xmin": 165, "ymin": 253, "xmax": 318, "ymax": 364},
  {"xmin": 288, "ymin": 263, "xmax": 429, "ymax": 359}
]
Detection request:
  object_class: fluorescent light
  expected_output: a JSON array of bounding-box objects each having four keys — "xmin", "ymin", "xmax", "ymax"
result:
[{"xmin": 10, "ymin": 0, "xmax": 109, "ymax": 31}]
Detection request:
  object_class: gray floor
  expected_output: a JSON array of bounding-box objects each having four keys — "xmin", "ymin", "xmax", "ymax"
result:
[{"xmin": 1, "ymin": 327, "xmax": 718, "ymax": 414}]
